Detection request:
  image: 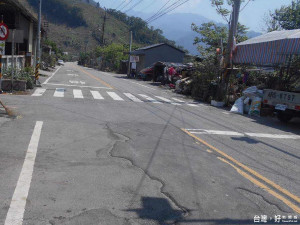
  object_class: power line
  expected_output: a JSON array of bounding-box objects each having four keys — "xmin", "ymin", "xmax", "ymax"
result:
[
  {"xmin": 145, "ymin": 0, "xmax": 179, "ymax": 22},
  {"xmin": 146, "ymin": 0, "xmax": 190, "ymax": 23},
  {"xmin": 124, "ymin": 0, "xmax": 146, "ymax": 13},
  {"xmin": 145, "ymin": 0, "xmax": 173, "ymax": 22},
  {"xmin": 240, "ymin": 0, "xmax": 252, "ymax": 12},
  {"xmin": 136, "ymin": 0, "xmax": 159, "ymax": 14},
  {"xmin": 120, "ymin": 0, "xmax": 134, "ymax": 11},
  {"xmin": 115, "ymin": 0, "xmax": 127, "ymax": 10},
  {"xmin": 146, "ymin": 0, "xmax": 187, "ymax": 23}
]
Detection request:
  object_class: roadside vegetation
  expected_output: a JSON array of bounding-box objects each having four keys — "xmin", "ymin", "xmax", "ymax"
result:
[{"xmin": 189, "ymin": 0, "xmax": 300, "ymax": 103}]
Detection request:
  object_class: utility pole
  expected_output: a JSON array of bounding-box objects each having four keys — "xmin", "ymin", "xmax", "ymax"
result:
[
  {"xmin": 35, "ymin": 0, "xmax": 42, "ymax": 86},
  {"xmin": 0, "ymin": 15, "xmax": 3, "ymax": 93},
  {"xmin": 127, "ymin": 31, "xmax": 132, "ymax": 77},
  {"xmin": 11, "ymin": 29, "xmax": 14, "ymax": 92},
  {"xmin": 223, "ymin": 0, "xmax": 241, "ymax": 83},
  {"xmin": 217, "ymin": 0, "xmax": 241, "ymax": 101},
  {"xmin": 101, "ymin": 8, "xmax": 107, "ymax": 45}
]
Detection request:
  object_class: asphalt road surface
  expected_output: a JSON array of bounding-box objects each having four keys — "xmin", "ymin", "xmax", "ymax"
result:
[{"xmin": 0, "ymin": 62, "xmax": 299, "ymax": 225}]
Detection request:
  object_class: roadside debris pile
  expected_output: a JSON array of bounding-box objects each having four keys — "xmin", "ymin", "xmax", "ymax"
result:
[{"xmin": 230, "ymin": 86, "xmax": 263, "ymax": 116}]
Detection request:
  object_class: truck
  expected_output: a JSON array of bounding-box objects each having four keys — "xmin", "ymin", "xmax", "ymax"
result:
[{"xmin": 263, "ymin": 89, "xmax": 300, "ymax": 122}]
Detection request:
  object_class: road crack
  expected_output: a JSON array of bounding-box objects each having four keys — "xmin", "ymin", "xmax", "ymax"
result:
[
  {"xmin": 236, "ymin": 187, "xmax": 290, "ymax": 213},
  {"xmin": 103, "ymin": 124, "xmax": 190, "ymax": 223}
]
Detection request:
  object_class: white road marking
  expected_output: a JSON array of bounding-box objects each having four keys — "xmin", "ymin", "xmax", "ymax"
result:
[
  {"xmin": 123, "ymin": 93, "xmax": 143, "ymax": 102},
  {"xmin": 245, "ymin": 133, "xmax": 300, "ymax": 139},
  {"xmin": 155, "ymin": 96, "xmax": 171, "ymax": 102},
  {"xmin": 32, "ymin": 88, "xmax": 46, "ymax": 97},
  {"xmin": 5, "ymin": 121, "xmax": 43, "ymax": 225},
  {"xmin": 186, "ymin": 129, "xmax": 300, "ymax": 139},
  {"xmin": 107, "ymin": 92, "xmax": 124, "ymax": 101},
  {"xmin": 90, "ymin": 91, "xmax": 104, "ymax": 100},
  {"xmin": 138, "ymin": 94, "xmax": 162, "ymax": 104},
  {"xmin": 222, "ymin": 112, "xmax": 230, "ymax": 115},
  {"xmin": 190, "ymin": 130, "xmax": 244, "ymax": 136},
  {"xmin": 187, "ymin": 103, "xmax": 198, "ymax": 107},
  {"xmin": 42, "ymin": 66, "xmax": 61, "ymax": 84},
  {"xmin": 67, "ymin": 74, "xmax": 78, "ymax": 77},
  {"xmin": 155, "ymin": 96, "xmax": 181, "ymax": 105},
  {"xmin": 130, "ymin": 81, "xmax": 156, "ymax": 90},
  {"xmin": 45, "ymin": 83, "xmax": 112, "ymax": 89},
  {"xmin": 73, "ymin": 89, "xmax": 84, "ymax": 99},
  {"xmin": 172, "ymin": 98, "xmax": 185, "ymax": 103},
  {"xmin": 69, "ymin": 80, "xmax": 79, "ymax": 84},
  {"xmin": 69, "ymin": 80, "xmax": 86, "ymax": 85},
  {"xmin": 53, "ymin": 88, "xmax": 65, "ymax": 97}
]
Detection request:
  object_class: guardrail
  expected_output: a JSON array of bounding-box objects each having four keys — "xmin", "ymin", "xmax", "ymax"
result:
[{"xmin": 1, "ymin": 55, "xmax": 25, "ymax": 70}]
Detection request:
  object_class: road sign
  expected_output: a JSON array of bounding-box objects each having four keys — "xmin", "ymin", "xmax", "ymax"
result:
[
  {"xmin": 130, "ymin": 55, "xmax": 139, "ymax": 62},
  {"xmin": 0, "ymin": 23, "xmax": 9, "ymax": 41}
]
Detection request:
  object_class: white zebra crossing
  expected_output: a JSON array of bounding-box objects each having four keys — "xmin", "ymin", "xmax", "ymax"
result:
[
  {"xmin": 187, "ymin": 103, "xmax": 198, "ymax": 107},
  {"xmin": 53, "ymin": 88, "xmax": 64, "ymax": 97},
  {"xmin": 73, "ymin": 89, "xmax": 84, "ymax": 99},
  {"xmin": 32, "ymin": 89, "xmax": 209, "ymax": 108},
  {"xmin": 123, "ymin": 93, "xmax": 143, "ymax": 102},
  {"xmin": 107, "ymin": 92, "xmax": 124, "ymax": 101},
  {"xmin": 138, "ymin": 94, "xmax": 162, "ymax": 104},
  {"xmin": 155, "ymin": 96, "xmax": 181, "ymax": 105},
  {"xmin": 32, "ymin": 88, "xmax": 46, "ymax": 97},
  {"xmin": 90, "ymin": 90, "xmax": 104, "ymax": 100},
  {"xmin": 172, "ymin": 97, "xmax": 185, "ymax": 103}
]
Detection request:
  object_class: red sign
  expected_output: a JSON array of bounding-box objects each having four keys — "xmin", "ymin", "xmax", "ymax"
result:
[{"xmin": 0, "ymin": 23, "xmax": 9, "ymax": 41}]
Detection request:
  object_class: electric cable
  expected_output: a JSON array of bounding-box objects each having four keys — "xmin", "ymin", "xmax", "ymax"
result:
[{"xmin": 146, "ymin": 0, "xmax": 190, "ymax": 23}]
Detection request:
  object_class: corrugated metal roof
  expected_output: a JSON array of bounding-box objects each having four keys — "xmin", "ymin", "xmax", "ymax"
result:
[
  {"xmin": 234, "ymin": 29, "xmax": 300, "ymax": 65},
  {"xmin": 132, "ymin": 43, "xmax": 185, "ymax": 54},
  {"xmin": 238, "ymin": 29, "xmax": 300, "ymax": 46},
  {"xmin": 135, "ymin": 43, "xmax": 165, "ymax": 51}
]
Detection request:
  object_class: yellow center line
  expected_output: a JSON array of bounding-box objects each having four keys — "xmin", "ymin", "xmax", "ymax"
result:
[
  {"xmin": 181, "ymin": 128, "xmax": 300, "ymax": 209},
  {"xmin": 217, "ymin": 157, "xmax": 300, "ymax": 214},
  {"xmin": 76, "ymin": 66, "xmax": 114, "ymax": 89}
]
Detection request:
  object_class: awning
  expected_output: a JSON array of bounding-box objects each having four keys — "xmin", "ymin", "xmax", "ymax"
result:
[{"xmin": 233, "ymin": 29, "xmax": 300, "ymax": 65}]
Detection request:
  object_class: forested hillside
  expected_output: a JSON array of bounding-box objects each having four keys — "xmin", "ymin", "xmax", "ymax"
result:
[{"xmin": 18, "ymin": 0, "xmax": 178, "ymax": 56}]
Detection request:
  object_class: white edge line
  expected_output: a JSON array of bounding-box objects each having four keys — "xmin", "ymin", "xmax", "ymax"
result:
[
  {"xmin": 45, "ymin": 83, "xmax": 113, "ymax": 89},
  {"xmin": 245, "ymin": 133, "xmax": 300, "ymax": 139},
  {"xmin": 42, "ymin": 66, "xmax": 61, "ymax": 84},
  {"xmin": 5, "ymin": 121, "xmax": 43, "ymax": 225},
  {"xmin": 185, "ymin": 129, "xmax": 300, "ymax": 139}
]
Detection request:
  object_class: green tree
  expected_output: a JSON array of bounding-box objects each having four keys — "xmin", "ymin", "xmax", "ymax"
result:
[
  {"xmin": 95, "ymin": 43, "xmax": 127, "ymax": 71},
  {"xmin": 192, "ymin": 22, "xmax": 248, "ymax": 56},
  {"xmin": 211, "ymin": 0, "xmax": 250, "ymax": 22},
  {"xmin": 266, "ymin": 0, "xmax": 300, "ymax": 31}
]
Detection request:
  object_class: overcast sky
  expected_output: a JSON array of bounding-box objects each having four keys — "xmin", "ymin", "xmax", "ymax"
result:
[{"xmin": 96, "ymin": 0, "xmax": 294, "ymax": 32}]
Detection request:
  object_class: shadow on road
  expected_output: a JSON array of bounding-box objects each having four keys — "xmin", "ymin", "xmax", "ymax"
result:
[
  {"xmin": 231, "ymin": 136, "xmax": 259, "ymax": 144},
  {"xmin": 126, "ymin": 197, "xmax": 183, "ymax": 225},
  {"xmin": 126, "ymin": 196, "xmax": 255, "ymax": 225}
]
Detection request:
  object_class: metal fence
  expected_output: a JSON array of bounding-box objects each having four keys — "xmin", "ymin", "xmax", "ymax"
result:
[{"xmin": 1, "ymin": 55, "xmax": 25, "ymax": 71}]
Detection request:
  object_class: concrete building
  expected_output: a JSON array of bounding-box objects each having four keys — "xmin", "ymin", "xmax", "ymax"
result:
[
  {"xmin": 130, "ymin": 43, "xmax": 185, "ymax": 73},
  {"xmin": 0, "ymin": 0, "xmax": 38, "ymax": 69}
]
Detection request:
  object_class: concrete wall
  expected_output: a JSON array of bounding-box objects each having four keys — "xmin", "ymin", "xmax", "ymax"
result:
[
  {"xmin": 144, "ymin": 45, "xmax": 185, "ymax": 68},
  {"xmin": 136, "ymin": 55, "xmax": 145, "ymax": 72}
]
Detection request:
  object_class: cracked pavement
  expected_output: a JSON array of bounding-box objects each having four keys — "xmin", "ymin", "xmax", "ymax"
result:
[{"xmin": 0, "ymin": 63, "xmax": 299, "ymax": 225}]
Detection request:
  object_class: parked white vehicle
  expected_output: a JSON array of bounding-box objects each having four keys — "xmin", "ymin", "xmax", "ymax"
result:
[
  {"xmin": 263, "ymin": 89, "xmax": 300, "ymax": 122},
  {"xmin": 57, "ymin": 60, "xmax": 65, "ymax": 66}
]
